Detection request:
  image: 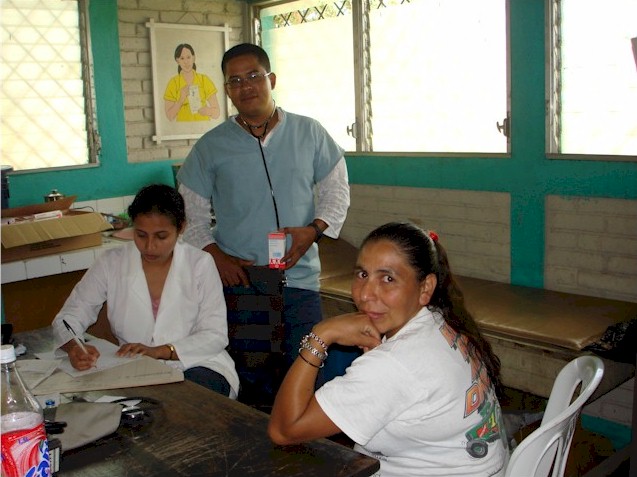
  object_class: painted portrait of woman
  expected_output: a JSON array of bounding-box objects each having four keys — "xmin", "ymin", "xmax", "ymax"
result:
[{"xmin": 164, "ymin": 43, "xmax": 220, "ymax": 122}]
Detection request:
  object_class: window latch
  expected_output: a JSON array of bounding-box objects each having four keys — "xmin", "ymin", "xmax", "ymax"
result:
[
  {"xmin": 346, "ymin": 123, "xmax": 357, "ymax": 139},
  {"xmin": 496, "ymin": 116, "xmax": 510, "ymax": 138}
]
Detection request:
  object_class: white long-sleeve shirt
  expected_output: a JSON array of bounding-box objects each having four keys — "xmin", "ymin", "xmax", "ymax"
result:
[{"xmin": 51, "ymin": 240, "xmax": 240, "ymax": 396}]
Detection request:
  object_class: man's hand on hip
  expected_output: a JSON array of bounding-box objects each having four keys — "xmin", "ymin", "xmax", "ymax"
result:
[{"xmin": 204, "ymin": 243, "xmax": 254, "ymax": 287}]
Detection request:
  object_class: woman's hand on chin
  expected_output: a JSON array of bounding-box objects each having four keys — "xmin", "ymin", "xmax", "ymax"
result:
[{"xmin": 313, "ymin": 312, "xmax": 382, "ymax": 351}]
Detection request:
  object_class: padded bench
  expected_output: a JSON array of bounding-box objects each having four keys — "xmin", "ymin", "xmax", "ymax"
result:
[{"xmin": 318, "ymin": 238, "xmax": 637, "ymax": 400}]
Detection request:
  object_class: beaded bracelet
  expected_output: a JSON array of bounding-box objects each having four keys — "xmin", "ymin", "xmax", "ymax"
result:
[
  {"xmin": 300, "ymin": 340, "xmax": 327, "ymax": 361},
  {"xmin": 302, "ymin": 334, "xmax": 328, "ymax": 356},
  {"xmin": 298, "ymin": 348, "xmax": 324, "ymax": 368},
  {"xmin": 308, "ymin": 331, "xmax": 328, "ymax": 352},
  {"xmin": 301, "ymin": 335, "xmax": 328, "ymax": 360}
]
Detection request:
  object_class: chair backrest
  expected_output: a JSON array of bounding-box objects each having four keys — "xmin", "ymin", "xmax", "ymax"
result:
[{"xmin": 504, "ymin": 355, "xmax": 604, "ymax": 477}]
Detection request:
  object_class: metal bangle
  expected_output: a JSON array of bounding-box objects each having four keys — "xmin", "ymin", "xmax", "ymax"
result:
[{"xmin": 298, "ymin": 348, "xmax": 324, "ymax": 368}]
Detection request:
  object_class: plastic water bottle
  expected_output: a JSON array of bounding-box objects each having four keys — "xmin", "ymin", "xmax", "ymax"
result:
[{"xmin": 1, "ymin": 344, "xmax": 51, "ymax": 477}]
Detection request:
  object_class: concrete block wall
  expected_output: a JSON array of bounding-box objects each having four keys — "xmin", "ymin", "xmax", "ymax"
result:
[
  {"xmin": 341, "ymin": 184, "xmax": 511, "ymax": 282},
  {"xmin": 544, "ymin": 195, "xmax": 636, "ymax": 432},
  {"xmin": 343, "ymin": 186, "xmax": 637, "ymax": 303},
  {"xmin": 546, "ymin": 196, "xmax": 637, "ymax": 303},
  {"xmin": 117, "ymin": 0, "xmax": 245, "ymax": 164}
]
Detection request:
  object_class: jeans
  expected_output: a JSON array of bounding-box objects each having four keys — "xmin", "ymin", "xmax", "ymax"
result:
[{"xmin": 184, "ymin": 366, "xmax": 231, "ymax": 397}]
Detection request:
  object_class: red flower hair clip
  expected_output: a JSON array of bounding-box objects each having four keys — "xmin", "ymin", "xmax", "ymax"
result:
[{"xmin": 428, "ymin": 231, "xmax": 439, "ymax": 242}]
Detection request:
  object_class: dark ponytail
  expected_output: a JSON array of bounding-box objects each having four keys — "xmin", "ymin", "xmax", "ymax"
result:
[{"xmin": 429, "ymin": 240, "xmax": 503, "ymax": 398}]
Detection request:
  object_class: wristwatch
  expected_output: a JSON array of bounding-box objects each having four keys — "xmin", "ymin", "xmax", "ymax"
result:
[
  {"xmin": 166, "ymin": 343, "xmax": 176, "ymax": 360},
  {"xmin": 307, "ymin": 222, "xmax": 323, "ymax": 243}
]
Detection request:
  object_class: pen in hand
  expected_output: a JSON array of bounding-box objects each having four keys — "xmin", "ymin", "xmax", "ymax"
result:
[{"xmin": 62, "ymin": 319, "xmax": 89, "ymax": 355}]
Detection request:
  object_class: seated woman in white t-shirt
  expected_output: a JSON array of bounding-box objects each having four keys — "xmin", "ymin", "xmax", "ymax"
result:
[
  {"xmin": 268, "ymin": 222, "xmax": 509, "ymax": 476},
  {"xmin": 52, "ymin": 184, "xmax": 239, "ymax": 398}
]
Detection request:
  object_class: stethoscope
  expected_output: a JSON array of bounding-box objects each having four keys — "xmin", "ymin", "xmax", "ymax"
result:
[
  {"xmin": 111, "ymin": 396, "xmax": 162, "ymax": 427},
  {"xmin": 238, "ymin": 103, "xmax": 281, "ymax": 230}
]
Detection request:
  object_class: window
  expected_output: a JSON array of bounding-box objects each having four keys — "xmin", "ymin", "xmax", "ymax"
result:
[
  {"xmin": 0, "ymin": 0, "xmax": 100, "ymax": 171},
  {"xmin": 258, "ymin": 1, "xmax": 356, "ymax": 151},
  {"xmin": 252, "ymin": 0, "xmax": 509, "ymax": 154},
  {"xmin": 548, "ymin": 0, "xmax": 637, "ymax": 157}
]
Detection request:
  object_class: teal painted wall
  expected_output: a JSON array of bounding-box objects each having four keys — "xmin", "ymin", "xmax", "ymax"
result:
[
  {"xmin": 7, "ymin": 0, "xmax": 176, "ymax": 209},
  {"xmin": 345, "ymin": 0, "xmax": 637, "ymax": 288},
  {"xmin": 6, "ymin": 0, "xmax": 637, "ymax": 290}
]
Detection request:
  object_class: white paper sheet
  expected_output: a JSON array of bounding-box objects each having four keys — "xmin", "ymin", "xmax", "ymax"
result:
[{"xmin": 36, "ymin": 337, "xmax": 141, "ymax": 377}]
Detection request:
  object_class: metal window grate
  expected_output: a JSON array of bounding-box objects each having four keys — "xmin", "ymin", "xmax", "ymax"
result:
[
  {"xmin": 548, "ymin": 0, "xmax": 637, "ymax": 156},
  {"xmin": 268, "ymin": 0, "xmax": 413, "ymax": 28},
  {"xmin": 548, "ymin": 0, "xmax": 562, "ymax": 153},
  {"xmin": 269, "ymin": 1, "xmax": 352, "ymax": 27},
  {"xmin": 0, "ymin": 0, "xmax": 98, "ymax": 171}
]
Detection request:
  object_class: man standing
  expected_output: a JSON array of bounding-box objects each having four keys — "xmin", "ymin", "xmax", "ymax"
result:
[{"xmin": 177, "ymin": 43, "xmax": 352, "ymax": 405}]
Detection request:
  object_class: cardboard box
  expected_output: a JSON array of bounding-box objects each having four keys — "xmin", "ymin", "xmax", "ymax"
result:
[{"xmin": 1, "ymin": 196, "xmax": 113, "ymax": 263}]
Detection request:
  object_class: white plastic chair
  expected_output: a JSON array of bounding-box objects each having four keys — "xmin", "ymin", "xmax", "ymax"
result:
[{"xmin": 504, "ymin": 355, "xmax": 605, "ymax": 477}]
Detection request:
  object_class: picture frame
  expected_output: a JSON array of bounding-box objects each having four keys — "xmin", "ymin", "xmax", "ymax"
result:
[{"xmin": 147, "ymin": 19, "xmax": 232, "ymax": 143}]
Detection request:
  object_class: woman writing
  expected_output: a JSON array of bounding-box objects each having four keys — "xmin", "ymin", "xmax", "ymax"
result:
[
  {"xmin": 269, "ymin": 222, "xmax": 508, "ymax": 476},
  {"xmin": 52, "ymin": 184, "xmax": 239, "ymax": 398},
  {"xmin": 164, "ymin": 43, "xmax": 220, "ymax": 122}
]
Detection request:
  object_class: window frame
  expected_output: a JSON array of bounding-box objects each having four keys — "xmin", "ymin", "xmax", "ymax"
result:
[
  {"xmin": 248, "ymin": 0, "xmax": 511, "ymax": 157},
  {"xmin": 79, "ymin": 0, "xmax": 101, "ymax": 169},
  {"xmin": 545, "ymin": 0, "xmax": 637, "ymax": 162},
  {"xmin": 0, "ymin": 0, "xmax": 101, "ymax": 174}
]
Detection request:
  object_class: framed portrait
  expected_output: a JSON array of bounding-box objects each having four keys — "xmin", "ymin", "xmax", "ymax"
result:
[{"xmin": 147, "ymin": 20, "xmax": 232, "ymax": 143}]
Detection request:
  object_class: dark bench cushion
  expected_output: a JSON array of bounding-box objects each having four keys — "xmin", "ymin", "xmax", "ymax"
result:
[{"xmin": 456, "ymin": 276, "xmax": 637, "ymax": 351}]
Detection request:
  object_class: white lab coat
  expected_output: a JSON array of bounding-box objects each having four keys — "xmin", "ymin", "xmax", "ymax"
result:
[{"xmin": 52, "ymin": 240, "xmax": 240, "ymax": 396}]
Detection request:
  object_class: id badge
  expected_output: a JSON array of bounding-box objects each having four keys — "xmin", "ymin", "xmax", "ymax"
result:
[{"xmin": 268, "ymin": 232, "xmax": 286, "ymax": 269}]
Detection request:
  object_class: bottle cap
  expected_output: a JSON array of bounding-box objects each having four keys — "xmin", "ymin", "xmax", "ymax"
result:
[{"xmin": 1, "ymin": 344, "xmax": 17, "ymax": 363}]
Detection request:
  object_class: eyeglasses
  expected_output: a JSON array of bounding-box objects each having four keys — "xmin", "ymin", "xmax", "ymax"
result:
[{"xmin": 224, "ymin": 72, "xmax": 272, "ymax": 89}]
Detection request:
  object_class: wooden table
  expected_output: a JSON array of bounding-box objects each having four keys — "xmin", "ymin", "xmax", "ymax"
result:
[{"xmin": 14, "ymin": 329, "xmax": 380, "ymax": 477}]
